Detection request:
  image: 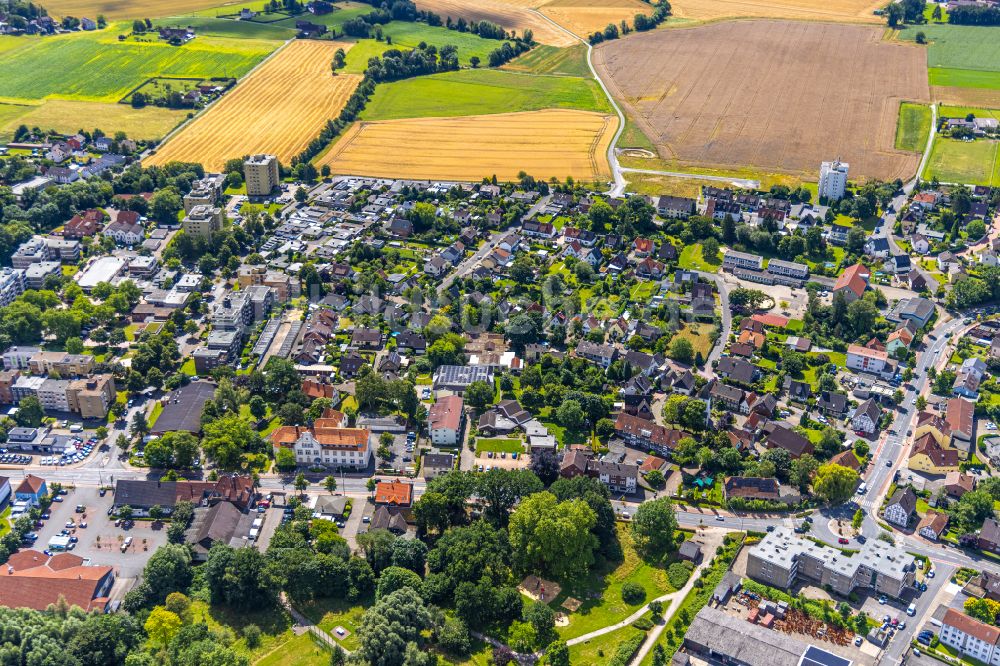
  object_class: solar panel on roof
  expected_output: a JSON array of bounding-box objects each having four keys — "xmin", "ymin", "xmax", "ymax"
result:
[{"xmin": 799, "ymin": 645, "xmax": 852, "ymax": 666}]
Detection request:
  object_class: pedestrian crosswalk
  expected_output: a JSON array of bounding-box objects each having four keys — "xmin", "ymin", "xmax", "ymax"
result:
[{"xmin": 858, "ymin": 497, "xmax": 879, "ymax": 511}]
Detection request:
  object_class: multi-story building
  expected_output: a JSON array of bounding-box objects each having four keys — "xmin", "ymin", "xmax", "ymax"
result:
[
  {"xmin": 428, "ymin": 395, "xmax": 464, "ymax": 446},
  {"xmin": 183, "ymin": 205, "xmax": 223, "ymax": 239},
  {"xmin": 747, "ymin": 526, "xmax": 915, "ymax": 598},
  {"xmin": 269, "ymin": 420, "xmax": 373, "ymax": 469},
  {"xmin": 183, "ymin": 175, "xmax": 225, "ymax": 212},
  {"xmin": 237, "ymin": 265, "xmax": 299, "ymax": 300},
  {"xmin": 589, "ymin": 460, "xmax": 638, "ymax": 494},
  {"xmin": 67, "ymin": 375, "xmax": 116, "ymax": 419},
  {"xmin": 819, "ymin": 160, "xmax": 849, "ymax": 201},
  {"xmin": 11, "ymin": 375, "xmax": 44, "ymax": 402},
  {"xmin": 0, "ymin": 369, "xmax": 19, "ymax": 404},
  {"xmin": 846, "ymin": 344, "xmax": 890, "ymax": 376},
  {"xmin": 24, "ymin": 261, "xmax": 60, "ymax": 289},
  {"xmin": 244, "ymin": 154, "xmax": 279, "ymax": 196},
  {"xmin": 37, "ymin": 378, "xmax": 71, "ymax": 412},
  {"xmin": 723, "ymin": 250, "xmax": 764, "ymax": 271},
  {"xmin": 212, "ymin": 292, "xmax": 254, "ymax": 335},
  {"xmin": 0, "ymin": 268, "xmax": 25, "ymax": 307},
  {"xmin": 940, "ymin": 609, "xmax": 1000, "ymax": 666},
  {"xmin": 766, "ymin": 258, "xmax": 809, "ymax": 280},
  {"xmin": 2, "ymin": 346, "xmax": 39, "ymax": 371},
  {"xmin": 614, "ymin": 412, "xmax": 685, "ymax": 456}
]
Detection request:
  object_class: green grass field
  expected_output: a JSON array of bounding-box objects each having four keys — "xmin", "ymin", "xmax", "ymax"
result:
[
  {"xmin": 678, "ymin": 243, "xmax": 720, "ymax": 272},
  {"xmin": 923, "ymin": 137, "xmax": 1000, "ymax": 185},
  {"xmin": 895, "ymin": 102, "xmax": 932, "ymax": 152},
  {"xmin": 152, "ymin": 16, "xmax": 295, "ymax": 39},
  {"xmin": 501, "ymin": 43, "xmax": 591, "ymax": 77},
  {"xmin": 0, "ymin": 26, "xmax": 278, "ymax": 103},
  {"xmin": 475, "ymin": 438, "xmax": 524, "ymax": 454},
  {"xmin": 272, "ymin": 3, "xmax": 374, "ymax": 31},
  {"xmin": 371, "ymin": 21, "xmax": 509, "ymax": 67},
  {"xmin": 898, "ymin": 24, "xmax": 1000, "ymax": 72},
  {"xmin": 939, "ymin": 105, "xmax": 1000, "ymax": 121},
  {"xmin": 930, "ymin": 67, "xmax": 1000, "ymax": 90},
  {"xmin": 360, "ymin": 68, "xmax": 611, "ymax": 120},
  {"xmin": 254, "ymin": 633, "xmax": 331, "ymax": 666}
]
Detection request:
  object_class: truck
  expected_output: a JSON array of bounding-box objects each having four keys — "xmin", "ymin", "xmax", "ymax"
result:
[{"xmin": 47, "ymin": 535, "xmax": 72, "ymax": 551}]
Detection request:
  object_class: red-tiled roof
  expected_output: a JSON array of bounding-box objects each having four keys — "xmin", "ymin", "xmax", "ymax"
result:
[
  {"xmin": 944, "ymin": 609, "xmax": 1000, "ymax": 645},
  {"xmin": 0, "ymin": 549, "xmax": 112, "ymax": 612},
  {"xmin": 834, "ymin": 263, "xmax": 870, "ymax": 299},
  {"xmin": 375, "ymin": 481, "xmax": 413, "ymax": 506},
  {"xmin": 751, "ymin": 313, "xmax": 789, "ymax": 328},
  {"xmin": 429, "ymin": 395, "xmax": 464, "ymax": 432}
]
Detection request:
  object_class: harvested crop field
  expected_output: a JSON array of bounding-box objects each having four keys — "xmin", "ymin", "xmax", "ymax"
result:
[
  {"xmin": 594, "ymin": 20, "xmax": 930, "ymax": 181},
  {"xmin": 0, "ymin": 100, "xmax": 188, "ymax": 142},
  {"xmin": 668, "ymin": 0, "xmax": 883, "ymax": 23},
  {"xmin": 537, "ymin": 0, "xmax": 651, "ymax": 39},
  {"xmin": 147, "ymin": 40, "xmax": 362, "ymax": 172},
  {"xmin": 317, "ymin": 109, "xmax": 617, "ymax": 182},
  {"xmin": 415, "ymin": 0, "xmax": 576, "ymax": 46}
]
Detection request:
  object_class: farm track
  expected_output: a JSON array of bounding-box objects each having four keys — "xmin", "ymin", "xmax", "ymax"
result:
[{"xmin": 146, "ymin": 40, "xmax": 361, "ymax": 171}]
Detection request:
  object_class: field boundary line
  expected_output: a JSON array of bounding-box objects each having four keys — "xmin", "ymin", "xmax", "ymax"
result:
[
  {"xmin": 522, "ymin": 5, "xmax": 627, "ymax": 195},
  {"xmin": 141, "ymin": 36, "xmax": 294, "ymax": 162},
  {"xmin": 619, "ymin": 166, "xmax": 760, "ymax": 188}
]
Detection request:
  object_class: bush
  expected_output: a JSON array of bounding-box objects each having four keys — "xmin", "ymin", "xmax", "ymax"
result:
[
  {"xmin": 243, "ymin": 624, "xmax": 261, "ymax": 649},
  {"xmin": 633, "ymin": 617, "xmax": 654, "ymax": 630},
  {"xmin": 608, "ymin": 634, "xmax": 647, "ymax": 666},
  {"xmin": 621, "ymin": 582, "xmax": 646, "ymax": 604},
  {"xmin": 667, "ymin": 562, "xmax": 692, "ymax": 588}
]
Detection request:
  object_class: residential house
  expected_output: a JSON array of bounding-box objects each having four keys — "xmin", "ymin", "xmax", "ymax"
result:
[
  {"xmin": 833, "ymin": 263, "xmax": 870, "ymax": 303},
  {"xmin": 884, "ymin": 486, "xmax": 917, "ymax": 527},
  {"xmin": 427, "ymin": 395, "xmax": 464, "ymax": 446},
  {"xmin": 918, "ymin": 511, "xmax": 949, "ymax": 541},
  {"xmin": 422, "ymin": 453, "xmax": 455, "ymax": 480},
  {"xmin": 14, "ymin": 474, "xmax": 46, "ymax": 505},
  {"xmin": 589, "ymin": 460, "xmax": 638, "ymax": 494},
  {"xmin": 850, "ymin": 398, "xmax": 881, "ymax": 434},
  {"xmin": 762, "ymin": 423, "xmax": 814, "ymax": 459}
]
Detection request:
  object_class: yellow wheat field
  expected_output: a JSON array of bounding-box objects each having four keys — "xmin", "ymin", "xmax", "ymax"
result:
[
  {"xmin": 317, "ymin": 109, "xmax": 617, "ymax": 182},
  {"xmin": 146, "ymin": 40, "xmax": 361, "ymax": 172},
  {"xmin": 538, "ymin": 0, "xmax": 652, "ymax": 38},
  {"xmin": 416, "ymin": 0, "xmax": 576, "ymax": 46},
  {"xmin": 668, "ymin": 0, "xmax": 884, "ymax": 23}
]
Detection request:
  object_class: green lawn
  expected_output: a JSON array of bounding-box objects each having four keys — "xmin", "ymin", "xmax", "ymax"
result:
[
  {"xmin": 940, "ymin": 105, "xmax": 1000, "ymax": 121},
  {"xmin": 360, "ymin": 68, "xmax": 611, "ymax": 121},
  {"xmin": 180, "ymin": 358, "xmax": 197, "ymax": 375},
  {"xmin": 301, "ymin": 598, "xmax": 367, "ymax": 652},
  {"xmin": 895, "ymin": 102, "xmax": 932, "ymax": 152},
  {"xmin": 151, "ymin": 16, "xmax": 295, "ymax": 40},
  {"xmin": 897, "ymin": 24, "xmax": 1000, "ymax": 73},
  {"xmin": 673, "ymin": 322, "xmax": 716, "ymax": 360},
  {"xmin": 148, "ymin": 401, "xmax": 163, "ymax": 427},
  {"xmin": 930, "ymin": 67, "xmax": 1000, "ymax": 90},
  {"xmin": 348, "ymin": 21, "xmax": 509, "ymax": 68},
  {"xmin": 475, "ymin": 438, "xmax": 524, "ymax": 454},
  {"xmin": 0, "ymin": 24, "xmax": 279, "ymax": 103},
  {"xmin": 630, "ymin": 281, "xmax": 658, "ymax": 303},
  {"xmin": 678, "ymin": 243, "xmax": 721, "ymax": 272},
  {"xmin": 555, "ymin": 527, "xmax": 676, "ymax": 641},
  {"xmin": 253, "ymin": 632, "xmax": 332, "ymax": 666},
  {"xmin": 568, "ymin": 625, "xmax": 645, "ymax": 665},
  {"xmin": 501, "ymin": 43, "xmax": 591, "ymax": 77},
  {"xmin": 923, "ymin": 137, "xmax": 1000, "ymax": 186}
]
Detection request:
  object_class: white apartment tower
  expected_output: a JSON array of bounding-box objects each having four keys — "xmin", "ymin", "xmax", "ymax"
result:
[
  {"xmin": 819, "ymin": 160, "xmax": 849, "ymax": 201},
  {"xmin": 244, "ymin": 154, "xmax": 279, "ymax": 197}
]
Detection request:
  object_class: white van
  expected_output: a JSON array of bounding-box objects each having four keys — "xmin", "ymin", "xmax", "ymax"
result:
[
  {"xmin": 856, "ymin": 483, "xmax": 867, "ymax": 495},
  {"xmin": 252, "ymin": 517, "xmax": 263, "ymax": 530},
  {"xmin": 907, "ymin": 603, "xmax": 917, "ymax": 616},
  {"xmin": 249, "ymin": 528, "xmax": 260, "ymax": 541}
]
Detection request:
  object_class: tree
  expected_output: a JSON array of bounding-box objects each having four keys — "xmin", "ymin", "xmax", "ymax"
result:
[
  {"xmin": 509, "ymin": 492, "xmax": 598, "ymax": 580},
  {"xmin": 14, "ymin": 395, "xmax": 43, "ymax": 427},
  {"xmin": 144, "ymin": 607, "xmax": 182, "ymax": 647},
  {"xmin": 916, "ymin": 395, "xmax": 927, "ymax": 411},
  {"xmin": 525, "ymin": 601, "xmax": 556, "ymax": 646},
  {"xmin": 646, "ymin": 469, "xmax": 665, "ymax": 487},
  {"xmin": 376, "ymin": 566, "xmax": 423, "ymax": 598},
  {"xmin": 357, "ymin": 588, "xmax": 432, "ymax": 666},
  {"xmin": 547, "ymin": 641, "xmax": 571, "ymax": 666},
  {"xmin": 201, "ymin": 413, "xmax": 265, "ymax": 470},
  {"xmin": 556, "ymin": 399, "xmax": 585, "ymax": 431},
  {"xmin": 438, "ymin": 616, "xmax": 472, "ymax": 656},
  {"xmin": 324, "ymin": 475, "xmax": 338, "ymax": 494},
  {"xmin": 142, "ymin": 543, "xmax": 193, "ymax": 602},
  {"xmin": 702, "ymin": 237, "xmax": 720, "ymax": 260},
  {"xmin": 477, "ymin": 468, "xmax": 544, "ymax": 526},
  {"xmin": 669, "ymin": 336, "xmax": 694, "ymax": 364},
  {"xmin": 275, "ymin": 447, "xmax": 297, "ymax": 472},
  {"xmin": 149, "ymin": 188, "xmax": 183, "ymax": 226},
  {"xmin": 248, "ymin": 395, "xmax": 268, "ymax": 420},
  {"xmin": 813, "ymin": 463, "xmax": 859, "ymax": 504},
  {"xmin": 852, "ymin": 508, "xmax": 864, "ymax": 530},
  {"xmin": 464, "ymin": 380, "xmax": 494, "ymax": 412},
  {"xmin": 529, "ymin": 449, "xmax": 559, "ymax": 486},
  {"xmin": 632, "ymin": 497, "xmax": 678, "ymax": 560},
  {"xmin": 294, "ymin": 473, "xmax": 309, "ymax": 494}
]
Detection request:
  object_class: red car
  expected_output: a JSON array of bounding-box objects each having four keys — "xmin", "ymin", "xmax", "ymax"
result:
[{"xmin": 838, "ymin": 538, "xmax": 850, "ymax": 545}]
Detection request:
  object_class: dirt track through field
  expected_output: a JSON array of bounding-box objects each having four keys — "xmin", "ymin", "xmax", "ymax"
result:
[
  {"xmin": 317, "ymin": 109, "xmax": 617, "ymax": 182},
  {"xmin": 593, "ymin": 20, "xmax": 930, "ymax": 181},
  {"xmin": 415, "ymin": 0, "xmax": 576, "ymax": 45},
  {"xmin": 146, "ymin": 40, "xmax": 361, "ymax": 172}
]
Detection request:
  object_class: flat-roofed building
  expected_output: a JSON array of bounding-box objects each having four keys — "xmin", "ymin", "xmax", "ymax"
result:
[
  {"xmin": 723, "ymin": 250, "xmax": 764, "ymax": 271},
  {"xmin": 183, "ymin": 204, "xmax": 223, "ymax": 239},
  {"xmin": 244, "ymin": 154, "xmax": 279, "ymax": 196},
  {"xmin": 67, "ymin": 374, "xmax": 116, "ymax": 419}
]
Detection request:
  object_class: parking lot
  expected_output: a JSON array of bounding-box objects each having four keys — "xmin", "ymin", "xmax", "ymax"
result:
[
  {"xmin": 384, "ymin": 431, "xmax": 418, "ymax": 474},
  {"xmin": 29, "ymin": 485, "xmax": 167, "ymax": 578}
]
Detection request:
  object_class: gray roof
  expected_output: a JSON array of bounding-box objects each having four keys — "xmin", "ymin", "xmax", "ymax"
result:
[
  {"xmin": 152, "ymin": 381, "xmax": 217, "ymax": 434},
  {"xmin": 683, "ymin": 606, "xmax": 809, "ymax": 666},
  {"xmin": 888, "ymin": 486, "xmax": 918, "ymax": 515},
  {"xmin": 114, "ymin": 480, "xmax": 177, "ymax": 508},
  {"xmin": 315, "ymin": 495, "xmax": 349, "ymax": 516}
]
